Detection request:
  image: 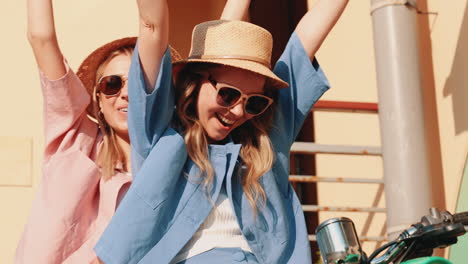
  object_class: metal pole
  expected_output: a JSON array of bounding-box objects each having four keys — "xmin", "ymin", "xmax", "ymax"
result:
[{"xmin": 370, "ymin": 0, "xmax": 432, "ymax": 239}]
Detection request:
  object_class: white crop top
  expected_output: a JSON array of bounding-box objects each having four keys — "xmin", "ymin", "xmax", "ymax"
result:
[{"xmin": 171, "ymin": 186, "xmax": 252, "ymax": 263}]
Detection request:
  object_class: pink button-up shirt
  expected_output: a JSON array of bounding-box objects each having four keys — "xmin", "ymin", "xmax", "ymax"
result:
[{"xmin": 15, "ymin": 62, "xmax": 132, "ymax": 264}]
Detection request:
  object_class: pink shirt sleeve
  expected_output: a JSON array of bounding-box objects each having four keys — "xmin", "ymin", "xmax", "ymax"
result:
[
  {"xmin": 15, "ymin": 61, "xmax": 102, "ymax": 264},
  {"xmin": 40, "ymin": 60, "xmax": 99, "ymax": 163}
]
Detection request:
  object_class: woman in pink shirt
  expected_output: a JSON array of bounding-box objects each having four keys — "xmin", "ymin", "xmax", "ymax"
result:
[
  {"xmin": 15, "ymin": 0, "xmax": 247, "ymax": 263},
  {"xmin": 14, "ymin": 0, "xmax": 139, "ymax": 263}
]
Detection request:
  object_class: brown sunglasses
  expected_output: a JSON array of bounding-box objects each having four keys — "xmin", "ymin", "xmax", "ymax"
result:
[{"xmin": 97, "ymin": 75, "xmax": 128, "ymax": 96}]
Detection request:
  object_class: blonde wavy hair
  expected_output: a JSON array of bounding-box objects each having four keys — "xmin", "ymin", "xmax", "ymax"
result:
[
  {"xmin": 175, "ymin": 63, "xmax": 277, "ymax": 212},
  {"xmin": 92, "ymin": 46, "xmax": 134, "ymax": 180}
]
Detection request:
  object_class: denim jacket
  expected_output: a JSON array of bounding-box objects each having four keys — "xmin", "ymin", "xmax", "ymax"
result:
[{"xmin": 95, "ymin": 32, "xmax": 329, "ymax": 264}]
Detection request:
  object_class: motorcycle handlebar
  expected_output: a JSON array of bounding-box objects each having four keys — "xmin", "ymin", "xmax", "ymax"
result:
[
  {"xmin": 452, "ymin": 211, "xmax": 468, "ymax": 225},
  {"xmin": 316, "ymin": 208, "xmax": 467, "ymax": 264}
]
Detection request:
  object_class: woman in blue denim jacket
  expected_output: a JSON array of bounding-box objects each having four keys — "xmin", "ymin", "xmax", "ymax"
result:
[{"xmin": 95, "ymin": 0, "xmax": 349, "ymax": 263}]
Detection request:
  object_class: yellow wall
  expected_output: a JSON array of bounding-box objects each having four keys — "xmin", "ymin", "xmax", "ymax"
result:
[
  {"xmin": 1, "ymin": 0, "xmax": 467, "ymax": 262},
  {"xmin": 426, "ymin": 0, "xmax": 468, "ymax": 211}
]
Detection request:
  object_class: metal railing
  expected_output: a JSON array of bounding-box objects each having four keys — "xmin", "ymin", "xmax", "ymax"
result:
[{"xmin": 291, "ymin": 100, "xmax": 386, "ymax": 244}]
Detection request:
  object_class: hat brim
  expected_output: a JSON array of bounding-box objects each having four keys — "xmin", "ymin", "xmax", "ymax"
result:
[{"xmin": 173, "ymin": 58, "xmax": 289, "ymax": 89}]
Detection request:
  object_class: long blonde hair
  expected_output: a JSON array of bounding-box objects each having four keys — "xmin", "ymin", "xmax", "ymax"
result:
[
  {"xmin": 92, "ymin": 46, "xmax": 134, "ymax": 180},
  {"xmin": 175, "ymin": 63, "xmax": 277, "ymax": 212}
]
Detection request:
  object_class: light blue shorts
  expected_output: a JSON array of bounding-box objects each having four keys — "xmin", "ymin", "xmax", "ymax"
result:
[{"xmin": 176, "ymin": 248, "xmax": 259, "ymax": 264}]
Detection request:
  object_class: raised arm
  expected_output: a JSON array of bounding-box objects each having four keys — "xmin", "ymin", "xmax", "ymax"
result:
[
  {"xmin": 137, "ymin": 0, "xmax": 169, "ymax": 92},
  {"xmin": 270, "ymin": 1, "xmax": 349, "ymax": 153},
  {"xmin": 220, "ymin": 0, "xmax": 250, "ymax": 21},
  {"xmin": 27, "ymin": 0, "xmax": 66, "ymax": 79},
  {"xmin": 295, "ymin": 0, "xmax": 349, "ymax": 60},
  {"xmin": 27, "ymin": 0, "xmax": 97, "ymax": 161}
]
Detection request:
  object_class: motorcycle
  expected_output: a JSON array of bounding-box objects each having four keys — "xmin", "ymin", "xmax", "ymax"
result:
[{"xmin": 315, "ymin": 208, "xmax": 468, "ymax": 264}]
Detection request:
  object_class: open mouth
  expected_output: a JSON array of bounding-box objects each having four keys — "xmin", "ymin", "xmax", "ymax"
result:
[
  {"xmin": 216, "ymin": 113, "xmax": 235, "ymax": 127},
  {"xmin": 118, "ymin": 108, "xmax": 128, "ymax": 113}
]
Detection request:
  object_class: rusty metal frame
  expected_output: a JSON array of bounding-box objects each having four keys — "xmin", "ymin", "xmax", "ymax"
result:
[{"xmin": 313, "ymin": 100, "xmax": 378, "ymax": 113}]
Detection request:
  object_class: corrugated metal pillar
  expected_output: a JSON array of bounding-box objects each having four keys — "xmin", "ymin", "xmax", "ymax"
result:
[{"xmin": 370, "ymin": 0, "xmax": 432, "ymax": 239}]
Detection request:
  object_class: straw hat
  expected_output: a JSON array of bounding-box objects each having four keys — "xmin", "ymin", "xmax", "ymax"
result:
[
  {"xmin": 173, "ymin": 20, "xmax": 288, "ymax": 89},
  {"xmin": 77, "ymin": 37, "xmax": 182, "ymax": 119}
]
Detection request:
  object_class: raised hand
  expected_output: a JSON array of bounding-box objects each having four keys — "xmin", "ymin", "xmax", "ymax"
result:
[
  {"xmin": 136, "ymin": 0, "xmax": 169, "ymax": 92},
  {"xmin": 295, "ymin": 0, "xmax": 349, "ymax": 59},
  {"xmin": 27, "ymin": 0, "xmax": 65, "ymax": 79}
]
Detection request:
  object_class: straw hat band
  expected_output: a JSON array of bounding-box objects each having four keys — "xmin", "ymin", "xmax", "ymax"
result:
[{"xmin": 188, "ymin": 54, "xmax": 271, "ymax": 68}]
